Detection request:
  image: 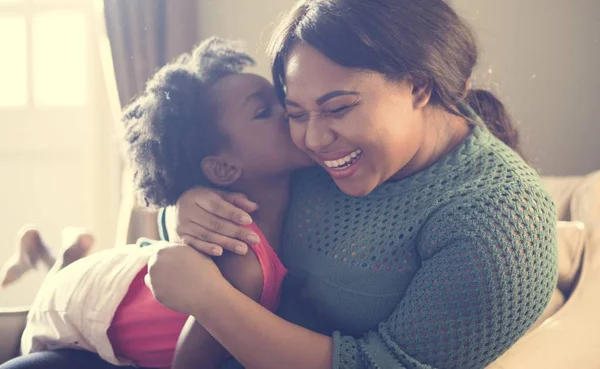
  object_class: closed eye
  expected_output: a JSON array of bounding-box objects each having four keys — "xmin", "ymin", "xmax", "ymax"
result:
[
  {"xmin": 287, "ymin": 101, "xmax": 359, "ymax": 122},
  {"xmin": 328, "ymin": 106, "xmax": 351, "ymax": 114},
  {"xmin": 324, "ymin": 102, "xmax": 359, "ymax": 117},
  {"xmin": 253, "ymin": 106, "xmax": 272, "ymax": 120},
  {"xmin": 287, "ymin": 112, "xmax": 309, "ymax": 122}
]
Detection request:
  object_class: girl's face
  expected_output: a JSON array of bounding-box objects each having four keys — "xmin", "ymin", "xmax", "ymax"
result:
[
  {"xmin": 212, "ymin": 73, "xmax": 312, "ymax": 179},
  {"xmin": 283, "ymin": 43, "xmax": 429, "ymax": 196}
]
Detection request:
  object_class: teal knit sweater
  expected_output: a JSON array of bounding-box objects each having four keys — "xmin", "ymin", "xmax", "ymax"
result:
[
  {"xmin": 162, "ymin": 124, "xmax": 558, "ymax": 369},
  {"xmin": 276, "ymin": 124, "xmax": 558, "ymax": 369}
]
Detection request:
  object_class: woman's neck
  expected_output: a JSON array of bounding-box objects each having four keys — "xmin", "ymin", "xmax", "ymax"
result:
[
  {"xmin": 231, "ymin": 174, "xmax": 292, "ymax": 252},
  {"xmin": 393, "ymin": 109, "xmax": 470, "ymax": 180}
]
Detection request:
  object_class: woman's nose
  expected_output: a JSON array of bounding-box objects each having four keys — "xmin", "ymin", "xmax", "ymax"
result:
[{"xmin": 304, "ymin": 117, "xmax": 336, "ymax": 152}]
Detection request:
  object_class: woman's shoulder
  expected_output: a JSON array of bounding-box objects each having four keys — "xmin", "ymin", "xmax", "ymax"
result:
[
  {"xmin": 414, "ymin": 130, "xmax": 556, "ymax": 246},
  {"xmin": 418, "ymin": 162, "xmax": 557, "ymax": 260},
  {"xmin": 426, "ymin": 138, "xmax": 556, "ymax": 230},
  {"xmin": 432, "ymin": 125, "xmax": 551, "ymax": 206}
]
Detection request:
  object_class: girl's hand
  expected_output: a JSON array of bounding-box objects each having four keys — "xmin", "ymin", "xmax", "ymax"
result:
[
  {"xmin": 145, "ymin": 244, "xmax": 224, "ymax": 315},
  {"xmin": 167, "ymin": 187, "xmax": 261, "ymax": 256}
]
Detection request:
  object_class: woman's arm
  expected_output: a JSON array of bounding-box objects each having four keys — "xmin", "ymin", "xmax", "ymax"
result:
[
  {"xmin": 149, "ymin": 189, "xmax": 557, "ymax": 369},
  {"xmin": 193, "ymin": 277, "xmax": 333, "ymax": 369},
  {"xmin": 171, "ymin": 247, "xmax": 268, "ymax": 369},
  {"xmin": 193, "ymin": 195, "xmax": 557, "ymax": 369},
  {"xmin": 172, "ymin": 316, "xmax": 229, "ymax": 369},
  {"xmin": 161, "ymin": 187, "xmax": 260, "ymax": 255},
  {"xmin": 146, "ymin": 245, "xmax": 333, "ymax": 369}
]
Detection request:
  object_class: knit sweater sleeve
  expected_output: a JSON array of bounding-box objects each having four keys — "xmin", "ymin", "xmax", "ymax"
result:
[{"xmin": 332, "ymin": 185, "xmax": 558, "ymax": 369}]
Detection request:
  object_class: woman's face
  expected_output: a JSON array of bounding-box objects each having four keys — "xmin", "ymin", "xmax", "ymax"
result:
[{"xmin": 283, "ymin": 43, "xmax": 428, "ymax": 196}]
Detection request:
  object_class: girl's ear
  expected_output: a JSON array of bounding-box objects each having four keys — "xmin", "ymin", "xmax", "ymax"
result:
[{"xmin": 201, "ymin": 156, "xmax": 242, "ymax": 187}]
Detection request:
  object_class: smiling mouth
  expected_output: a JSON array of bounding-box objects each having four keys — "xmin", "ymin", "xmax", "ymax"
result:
[{"xmin": 323, "ymin": 149, "xmax": 362, "ymax": 170}]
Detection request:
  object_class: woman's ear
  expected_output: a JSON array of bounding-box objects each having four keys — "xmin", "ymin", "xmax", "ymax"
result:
[
  {"xmin": 409, "ymin": 74, "xmax": 433, "ymax": 109},
  {"xmin": 201, "ymin": 156, "xmax": 242, "ymax": 187}
]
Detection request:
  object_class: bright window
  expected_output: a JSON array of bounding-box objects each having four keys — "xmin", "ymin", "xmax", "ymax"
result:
[
  {"xmin": 0, "ymin": 0, "xmax": 88, "ymax": 108},
  {"xmin": 0, "ymin": 16, "xmax": 27, "ymax": 107},
  {"xmin": 0, "ymin": 0, "xmax": 117, "ymax": 308},
  {"xmin": 32, "ymin": 11, "xmax": 88, "ymax": 106}
]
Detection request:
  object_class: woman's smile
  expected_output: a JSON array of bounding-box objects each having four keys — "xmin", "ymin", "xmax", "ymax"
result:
[{"xmin": 317, "ymin": 149, "xmax": 363, "ymax": 179}]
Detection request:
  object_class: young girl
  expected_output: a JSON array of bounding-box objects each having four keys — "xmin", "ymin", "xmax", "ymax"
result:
[{"xmin": 1, "ymin": 37, "xmax": 311, "ymax": 369}]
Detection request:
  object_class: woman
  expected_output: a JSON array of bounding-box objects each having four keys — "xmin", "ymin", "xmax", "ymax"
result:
[{"xmin": 147, "ymin": 0, "xmax": 558, "ymax": 368}]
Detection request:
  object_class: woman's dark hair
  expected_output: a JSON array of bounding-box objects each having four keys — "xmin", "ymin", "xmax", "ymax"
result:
[
  {"xmin": 268, "ymin": 0, "xmax": 520, "ymax": 153},
  {"xmin": 123, "ymin": 37, "xmax": 254, "ymax": 208}
]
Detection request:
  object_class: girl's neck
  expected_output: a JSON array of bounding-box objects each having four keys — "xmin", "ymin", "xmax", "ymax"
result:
[{"xmin": 231, "ymin": 174, "xmax": 292, "ymax": 252}]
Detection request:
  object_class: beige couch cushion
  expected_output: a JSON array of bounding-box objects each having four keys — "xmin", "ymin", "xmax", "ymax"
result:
[
  {"xmin": 523, "ymin": 221, "xmax": 585, "ymax": 334},
  {"xmin": 541, "ymin": 176, "xmax": 585, "ymax": 221},
  {"xmin": 571, "ymin": 170, "xmax": 600, "ymax": 227},
  {"xmin": 0, "ymin": 307, "xmax": 27, "ymax": 364},
  {"xmin": 556, "ymin": 221, "xmax": 586, "ymax": 296},
  {"xmin": 489, "ymin": 226, "xmax": 600, "ymax": 369}
]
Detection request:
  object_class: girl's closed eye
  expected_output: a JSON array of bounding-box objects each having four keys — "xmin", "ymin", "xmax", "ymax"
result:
[{"xmin": 253, "ymin": 105, "xmax": 272, "ymax": 120}]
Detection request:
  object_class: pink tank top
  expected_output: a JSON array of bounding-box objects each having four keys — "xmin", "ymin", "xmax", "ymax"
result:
[{"xmin": 107, "ymin": 223, "xmax": 287, "ymax": 368}]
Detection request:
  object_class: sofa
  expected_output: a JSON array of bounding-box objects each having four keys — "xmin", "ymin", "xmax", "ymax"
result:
[{"xmin": 1, "ymin": 170, "xmax": 599, "ymax": 368}]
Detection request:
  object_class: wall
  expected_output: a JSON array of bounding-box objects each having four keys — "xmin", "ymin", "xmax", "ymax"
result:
[
  {"xmin": 197, "ymin": 0, "xmax": 298, "ymax": 78},
  {"xmin": 452, "ymin": 0, "xmax": 600, "ymax": 175},
  {"xmin": 197, "ymin": 0, "xmax": 600, "ymax": 176}
]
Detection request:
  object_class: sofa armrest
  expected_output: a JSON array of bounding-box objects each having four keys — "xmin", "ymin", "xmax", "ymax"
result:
[{"xmin": 0, "ymin": 306, "xmax": 28, "ymax": 364}]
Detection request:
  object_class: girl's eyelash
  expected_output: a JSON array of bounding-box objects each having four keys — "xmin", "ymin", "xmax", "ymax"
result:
[{"xmin": 254, "ymin": 106, "xmax": 272, "ymax": 119}]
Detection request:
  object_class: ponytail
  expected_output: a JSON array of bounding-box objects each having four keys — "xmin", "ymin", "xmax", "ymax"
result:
[{"xmin": 465, "ymin": 89, "xmax": 520, "ymax": 154}]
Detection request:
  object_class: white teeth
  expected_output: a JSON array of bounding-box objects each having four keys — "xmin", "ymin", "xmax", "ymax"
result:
[{"xmin": 323, "ymin": 149, "xmax": 362, "ymax": 168}]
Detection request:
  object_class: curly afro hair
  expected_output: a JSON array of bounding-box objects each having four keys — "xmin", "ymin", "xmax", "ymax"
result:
[{"xmin": 122, "ymin": 37, "xmax": 255, "ymax": 208}]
